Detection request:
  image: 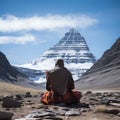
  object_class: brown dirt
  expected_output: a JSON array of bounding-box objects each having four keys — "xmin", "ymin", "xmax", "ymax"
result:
[
  {"xmin": 0, "ymin": 82, "xmax": 119, "ymax": 120},
  {"xmin": 0, "ymin": 93, "xmax": 120, "ymax": 120}
]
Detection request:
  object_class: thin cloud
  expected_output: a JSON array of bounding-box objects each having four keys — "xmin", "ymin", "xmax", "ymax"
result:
[
  {"xmin": 0, "ymin": 34, "xmax": 36, "ymax": 44},
  {"xmin": 0, "ymin": 14, "xmax": 98, "ymax": 32}
]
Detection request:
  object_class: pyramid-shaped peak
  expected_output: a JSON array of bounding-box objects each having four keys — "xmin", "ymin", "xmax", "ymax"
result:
[
  {"xmin": 68, "ymin": 28, "xmax": 81, "ymax": 35},
  {"xmin": 34, "ymin": 28, "xmax": 96, "ymax": 65},
  {"xmin": 22, "ymin": 29, "xmax": 96, "ymax": 83},
  {"xmin": 60, "ymin": 28, "xmax": 83, "ymax": 44},
  {"xmin": 64, "ymin": 28, "xmax": 82, "ymax": 38}
]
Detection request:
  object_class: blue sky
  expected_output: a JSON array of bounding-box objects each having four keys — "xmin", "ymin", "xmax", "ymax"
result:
[{"xmin": 0, "ymin": 0, "xmax": 120, "ymax": 65}]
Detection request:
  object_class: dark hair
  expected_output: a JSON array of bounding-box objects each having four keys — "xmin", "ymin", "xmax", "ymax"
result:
[{"xmin": 55, "ymin": 59, "xmax": 64, "ymax": 67}]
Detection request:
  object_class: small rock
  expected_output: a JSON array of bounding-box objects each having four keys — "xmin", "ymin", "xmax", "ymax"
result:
[
  {"xmin": 95, "ymin": 93, "xmax": 102, "ymax": 96},
  {"xmin": 26, "ymin": 111, "xmax": 56, "ymax": 118},
  {"xmin": 80, "ymin": 108, "xmax": 88, "ymax": 112},
  {"xmin": 78, "ymin": 103, "xmax": 89, "ymax": 108},
  {"xmin": 105, "ymin": 109, "xmax": 119, "ymax": 115},
  {"xmin": 109, "ymin": 103, "xmax": 120, "ymax": 107},
  {"xmin": 89, "ymin": 97, "xmax": 98, "ymax": 101},
  {"xmin": 57, "ymin": 110, "xmax": 66, "ymax": 115},
  {"xmin": 25, "ymin": 92, "xmax": 32, "ymax": 97},
  {"xmin": 114, "ymin": 93, "xmax": 120, "ymax": 97},
  {"xmin": 110, "ymin": 99, "xmax": 120, "ymax": 103},
  {"xmin": 85, "ymin": 91, "xmax": 92, "ymax": 95},
  {"xmin": 106, "ymin": 92, "xmax": 114, "ymax": 97},
  {"xmin": 43, "ymin": 105, "xmax": 49, "ymax": 109},
  {"xmin": 99, "ymin": 98, "xmax": 110, "ymax": 105},
  {"xmin": 25, "ymin": 113, "xmax": 42, "ymax": 118},
  {"xmin": 3, "ymin": 95, "xmax": 13, "ymax": 98},
  {"xmin": 61, "ymin": 108, "xmax": 70, "ymax": 111},
  {"xmin": 27, "ymin": 100, "xmax": 31, "ymax": 102},
  {"xmin": 0, "ymin": 111, "xmax": 14, "ymax": 120},
  {"xmin": 65, "ymin": 109, "xmax": 80, "ymax": 116},
  {"xmin": 15, "ymin": 94, "xmax": 23, "ymax": 100},
  {"xmin": 15, "ymin": 118, "xmax": 39, "ymax": 120},
  {"xmin": 53, "ymin": 106, "xmax": 59, "ymax": 110}
]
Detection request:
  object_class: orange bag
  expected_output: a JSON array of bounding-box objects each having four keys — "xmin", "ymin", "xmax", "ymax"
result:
[
  {"xmin": 40, "ymin": 91, "xmax": 54, "ymax": 105},
  {"xmin": 40, "ymin": 90, "xmax": 62, "ymax": 105},
  {"xmin": 41, "ymin": 90, "xmax": 82, "ymax": 105}
]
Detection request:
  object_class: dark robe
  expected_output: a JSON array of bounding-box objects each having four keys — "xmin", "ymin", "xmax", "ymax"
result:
[
  {"xmin": 41, "ymin": 59, "xmax": 82, "ymax": 105},
  {"xmin": 46, "ymin": 66, "xmax": 74, "ymax": 95}
]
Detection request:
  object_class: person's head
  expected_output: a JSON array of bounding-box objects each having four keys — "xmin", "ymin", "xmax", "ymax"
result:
[{"xmin": 55, "ymin": 59, "xmax": 64, "ymax": 67}]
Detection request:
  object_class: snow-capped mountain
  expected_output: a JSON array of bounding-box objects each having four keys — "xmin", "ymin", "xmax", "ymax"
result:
[{"xmin": 21, "ymin": 28, "xmax": 96, "ymax": 83}]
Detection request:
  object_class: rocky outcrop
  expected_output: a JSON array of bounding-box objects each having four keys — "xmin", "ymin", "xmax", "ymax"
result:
[
  {"xmin": 0, "ymin": 51, "xmax": 26, "ymax": 82},
  {"xmin": 86, "ymin": 37, "xmax": 120, "ymax": 72},
  {"xmin": 75, "ymin": 37, "xmax": 120, "ymax": 89},
  {"xmin": 0, "ymin": 51, "xmax": 42, "ymax": 89}
]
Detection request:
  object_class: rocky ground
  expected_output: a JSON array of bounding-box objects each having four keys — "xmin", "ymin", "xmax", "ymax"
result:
[{"xmin": 0, "ymin": 90, "xmax": 120, "ymax": 120}]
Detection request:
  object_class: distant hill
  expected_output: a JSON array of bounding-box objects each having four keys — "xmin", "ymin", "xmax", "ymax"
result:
[
  {"xmin": 0, "ymin": 51, "xmax": 42, "ymax": 89},
  {"xmin": 75, "ymin": 37, "xmax": 120, "ymax": 90}
]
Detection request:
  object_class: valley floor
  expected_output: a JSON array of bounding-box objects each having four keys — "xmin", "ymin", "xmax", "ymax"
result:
[
  {"xmin": 0, "ymin": 95, "xmax": 120, "ymax": 120},
  {"xmin": 0, "ymin": 82, "xmax": 41, "ymax": 96},
  {"xmin": 0, "ymin": 85, "xmax": 120, "ymax": 120}
]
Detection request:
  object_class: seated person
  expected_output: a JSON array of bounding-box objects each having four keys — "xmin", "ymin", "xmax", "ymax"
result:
[{"xmin": 41, "ymin": 59, "xmax": 82, "ymax": 105}]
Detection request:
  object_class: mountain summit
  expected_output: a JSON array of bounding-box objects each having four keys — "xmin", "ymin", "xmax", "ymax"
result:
[{"xmin": 21, "ymin": 28, "xmax": 96, "ymax": 83}]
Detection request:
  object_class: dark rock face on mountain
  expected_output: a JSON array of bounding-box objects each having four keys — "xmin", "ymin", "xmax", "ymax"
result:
[
  {"xmin": 0, "ymin": 51, "xmax": 41, "ymax": 89},
  {"xmin": 0, "ymin": 51, "xmax": 25, "ymax": 82},
  {"xmin": 75, "ymin": 37, "xmax": 120, "ymax": 90},
  {"xmin": 87, "ymin": 37, "xmax": 120, "ymax": 71}
]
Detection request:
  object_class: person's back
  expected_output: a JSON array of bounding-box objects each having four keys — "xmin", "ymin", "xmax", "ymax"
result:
[
  {"xmin": 46, "ymin": 59, "xmax": 74, "ymax": 95},
  {"xmin": 41, "ymin": 59, "xmax": 82, "ymax": 105}
]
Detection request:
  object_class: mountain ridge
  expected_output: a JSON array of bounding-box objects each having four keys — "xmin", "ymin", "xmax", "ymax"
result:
[
  {"xmin": 0, "ymin": 51, "xmax": 26, "ymax": 82},
  {"xmin": 0, "ymin": 51, "xmax": 42, "ymax": 89},
  {"xmin": 75, "ymin": 37, "xmax": 120, "ymax": 90}
]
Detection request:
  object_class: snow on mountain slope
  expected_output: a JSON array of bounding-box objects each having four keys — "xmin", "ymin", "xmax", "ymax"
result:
[{"xmin": 20, "ymin": 28, "xmax": 96, "ymax": 83}]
